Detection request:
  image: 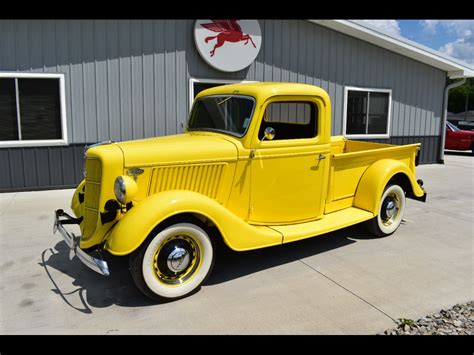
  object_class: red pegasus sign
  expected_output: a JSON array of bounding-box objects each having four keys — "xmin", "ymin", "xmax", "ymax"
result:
[{"xmin": 201, "ymin": 20, "xmax": 257, "ymax": 57}]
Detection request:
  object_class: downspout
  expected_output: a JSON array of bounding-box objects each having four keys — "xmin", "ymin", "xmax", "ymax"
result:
[{"xmin": 439, "ymin": 77, "xmax": 466, "ymax": 163}]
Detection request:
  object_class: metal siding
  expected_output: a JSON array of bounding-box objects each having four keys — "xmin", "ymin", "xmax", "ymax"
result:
[
  {"xmin": 320, "ymin": 26, "xmax": 330, "ymax": 97},
  {"xmin": 290, "ymin": 21, "xmax": 298, "ymax": 83},
  {"xmin": 297, "ymin": 21, "xmax": 306, "ymax": 83},
  {"xmin": 176, "ymin": 20, "xmax": 187, "ymax": 133},
  {"xmin": 60, "ymin": 145, "xmax": 76, "ymax": 185},
  {"xmin": 0, "ymin": 150, "xmax": 12, "ymax": 189},
  {"xmin": 1, "ymin": 21, "xmax": 16, "ymax": 70},
  {"xmin": 272, "ymin": 19, "xmax": 282, "ymax": 82},
  {"xmin": 389, "ymin": 49, "xmax": 400, "ymax": 136},
  {"xmin": 154, "ymin": 20, "xmax": 166, "ymax": 137},
  {"xmin": 0, "ymin": 19, "xmax": 448, "ymax": 191},
  {"xmin": 29, "ymin": 21, "xmax": 43, "ymax": 72},
  {"xmin": 73, "ymin": 145, "xmax": 84, "ymax": 182},
  {"xmin": 35, "ymin": 147, "xmax": 51, "ymax": 187},
  {"xmin": 106, "ymin": 20, "xmax": 121, "ymax": 141},
  {"xmin": 69, "ymin": 21, "xmax": 86, "ymax": 143},
  {"xmin": 23, "ymin": 149, "xmax": 38, "ymax": 188},
  {"xmin": 16, "ymin": 20, "xmax": 30, "ymax": 70},
  {"xmin": 48, "ymin": 147, "xmax": 63, "ymax": 186},
  {"xmin": 333, "ymin": 32, "xmax": 344, "ymax": 135},
  {"xmin": 280, "ymin": 20, "xmax": 291, "ymax": 82},
  {"xmin": 434, "ymin": 71, "xmax": 445, "ymax": 136},
  {"xmin": 164, "ymin": 20, "xmax": 177, "ymax": 135},
  {"xmin": 264, "ymin": 20, "xmax": 273, "ymax": 81},
  {"xmin": 328, "ymin": 30, "xmax": 337, "ymax": 135},
  {"xmin": 82, "ymin": 20, "xmax": 98, "ymax": 144},
  {"xmin": 142, "ymin": 20, "xmax": 156, "ymax": 138},
  {"xmin": 305, "ymin": 21, "xmax": 315, "ymax": 85},
  {"xmin": 119, "ymin": 20, "xmax": 133, "ymax": 141},
  {"xmin": 9, "ymin": 149, "xmax": 25, "ymax": 189},
  {"xmin": 131, "ymin": 20, "xmax": 144, "ymax": 139},
  {"xmin": 56, "ymin": 20, "xmax": 74, "ymax": 142},
  {"xmin": 94, "ymin": 20, "xmax": 110, "ymax": 142},
  {"xmin": 42, "ymin": 21, "xmax": 57, "ymax": 72}
]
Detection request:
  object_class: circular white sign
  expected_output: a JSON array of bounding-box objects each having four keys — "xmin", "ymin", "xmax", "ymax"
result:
[{"xmin": 194, "ymin": 20, "xmax": 262, "ymax": 72}]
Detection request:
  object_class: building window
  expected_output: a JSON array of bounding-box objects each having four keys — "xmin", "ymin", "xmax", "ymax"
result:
[
  {"xmin": 0, "ymin": 73, "xmax": 67, "ymax": 147},
  {"xmin": 343, "ymin": 87, "xmax": 391, "ymax": 138},
  {"xmin": 258, "ymin": 101, "xmax": 318, "ymax": 140}
]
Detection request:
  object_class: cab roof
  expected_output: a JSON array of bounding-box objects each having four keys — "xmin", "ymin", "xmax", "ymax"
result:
[{"xmin": 195, "ymin": 82, "xmax": 330, "ymax": 103}]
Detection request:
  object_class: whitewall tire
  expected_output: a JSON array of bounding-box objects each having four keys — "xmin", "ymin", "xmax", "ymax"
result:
[
  {"xmin": 130, "ymin": 222, "xmax": 214, "ymax": 301},
  {"xmin": 366, "ymin": 184, "xmax": 406, "ymax": 237}
]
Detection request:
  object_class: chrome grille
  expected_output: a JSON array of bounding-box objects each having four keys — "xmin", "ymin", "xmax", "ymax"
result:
[
  {"xmin": 149, "ymin": 164, "xmax": 225, "ymax": 200},
  {"xmin": 85, "ymin": 158, "xmax": 101, "ymax": 183},
  {"xmin": 83, "ymin": 158, "xmax": 102, "ymax": 239}
]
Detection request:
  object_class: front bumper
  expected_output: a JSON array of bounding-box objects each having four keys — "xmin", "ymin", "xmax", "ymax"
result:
[{"xmin": 53, "ymin": 209, "xmax": 110, "ymax": 276}]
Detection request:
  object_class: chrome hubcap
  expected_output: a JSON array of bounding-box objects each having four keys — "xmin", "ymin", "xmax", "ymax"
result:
[
  {"xmin": 385, "ymin": 200, "xmax": 396, "ymax": 219},
  {"xmin": 167, "ymin": 247, "xmax": 190, "ymax": 273},
  {"xmin": 153, "ymin": 235, "xmax": 201, "ymax": 285},
  {"xmin": 381, "ymin": 193, "xmax": 400, "ymax": 226}
]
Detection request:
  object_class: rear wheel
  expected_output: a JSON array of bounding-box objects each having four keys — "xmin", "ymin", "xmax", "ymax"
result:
[
  {"xmin": 366, "ymin": 184, "xmax": 406, "ymax": 237},
  {"xmin": 129, "ymin": 222, "xmax": 214, "ymax": 301}
]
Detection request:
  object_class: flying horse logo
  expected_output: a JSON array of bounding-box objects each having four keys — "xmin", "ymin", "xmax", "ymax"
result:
[{"xmin": 201, "ymin": 20, "xmax": 256, "ymax": 57}]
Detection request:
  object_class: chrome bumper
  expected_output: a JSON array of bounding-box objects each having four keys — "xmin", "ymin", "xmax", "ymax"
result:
[{"xmin": 53, "ymin": 209, "xmax": 110, "ymax": 276}]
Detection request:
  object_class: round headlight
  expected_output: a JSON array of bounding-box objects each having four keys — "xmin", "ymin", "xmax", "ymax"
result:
[{"xmin": 114, "ymin": 175, "xmax": 137, "ymax": 204}]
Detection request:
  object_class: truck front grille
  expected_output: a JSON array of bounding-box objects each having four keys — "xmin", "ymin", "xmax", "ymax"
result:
[{"xmin": 83, "ymin": 158, "xmax": 102, "ymax": 239}]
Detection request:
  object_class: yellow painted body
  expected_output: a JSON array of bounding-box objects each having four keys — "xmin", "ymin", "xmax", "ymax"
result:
[{"xmin": 70, "ymin": 82, "xmax": 425, "ymax": 254}]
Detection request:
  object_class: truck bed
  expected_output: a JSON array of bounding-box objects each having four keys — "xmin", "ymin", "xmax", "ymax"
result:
[{"xmin": 325, "ymin": 136, "xmax": 420, "ymax": 213}]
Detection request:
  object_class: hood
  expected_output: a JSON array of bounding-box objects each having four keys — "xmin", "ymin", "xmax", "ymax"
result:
[{"xmin": 115, "ymin": 132, "xmax": 239, "ymax": 167}]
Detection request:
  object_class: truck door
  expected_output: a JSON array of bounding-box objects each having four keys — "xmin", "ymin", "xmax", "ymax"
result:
[{"xmin": 249, "ymin": 98, "xmax": 330, "ymax": 224}]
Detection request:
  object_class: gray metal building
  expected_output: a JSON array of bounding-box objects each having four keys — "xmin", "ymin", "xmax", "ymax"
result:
[{"xmin": 1, "ymin": 19, "xmax": 473, "ymax": 192}]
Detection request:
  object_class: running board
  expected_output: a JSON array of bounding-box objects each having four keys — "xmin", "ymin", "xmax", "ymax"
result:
[{"xmin": 271, "ymin": 207, "xmax": 375, "ymax": 244}]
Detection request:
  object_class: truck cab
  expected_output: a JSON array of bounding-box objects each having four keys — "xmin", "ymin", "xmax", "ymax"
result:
[{"xmin": 54, "ymin": 82, "xmax": 426, "ymax": 301}]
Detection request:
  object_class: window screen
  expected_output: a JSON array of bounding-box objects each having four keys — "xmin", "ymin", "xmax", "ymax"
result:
[
  {"xmin": 18, "ymin": 79, "xmax": 62, "ymax": 140},
  {"xmin": 258, "ymin": 101, "xmax": 317, "ymax": 140},
  {"xmin": 0, "ymin": 77, "xmax": 62, "ymax": 142},
  {"xmin": 346, "ymin": 90, "xmax": 389, "ymax": 135},
  {"xmin": 0, "ymin": 79, "xmax": 19, "ymax": 141}
]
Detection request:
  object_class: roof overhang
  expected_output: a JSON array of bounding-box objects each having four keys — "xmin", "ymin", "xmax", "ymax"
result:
[{"xmin": 309, "ymin": 20, "xmax": 474, "ymax": 79}]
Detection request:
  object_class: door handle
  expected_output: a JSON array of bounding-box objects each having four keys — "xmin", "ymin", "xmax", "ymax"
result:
[{"xmin": 316, "ymin": 154, "xmax": 326, "ymax": 161}]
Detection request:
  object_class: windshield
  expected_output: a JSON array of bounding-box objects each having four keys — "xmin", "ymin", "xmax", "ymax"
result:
[
  {"xmin": 187, "ymin": 95, "xmax": 255, "ymax": 137},
  {"xmin": 446, "ymin": 121, "xmax": 460, "ymax": 131}
]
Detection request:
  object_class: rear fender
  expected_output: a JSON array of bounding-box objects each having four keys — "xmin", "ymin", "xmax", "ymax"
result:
[
  {"xmin": 104, "ymin": 190, "xmax": 282, "ymax": 255},
  {"xmin": 353, "ymin": 159, "xmax": 425, "ymax": 214}
]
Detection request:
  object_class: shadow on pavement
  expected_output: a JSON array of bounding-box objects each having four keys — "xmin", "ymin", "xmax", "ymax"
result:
[
  {"xmin": 40, "ymin": 242, "xmax": 156, "ymax": 312},
  {"xmin": 40, "ymin": 223, "xmax": 375, "ymax": 312},
  {"xmin": 206, "ymin": 224, "xmax": 373, "ymax": 285}
]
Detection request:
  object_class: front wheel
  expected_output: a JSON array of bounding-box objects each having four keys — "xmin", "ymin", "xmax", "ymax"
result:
[
  {"xmin": 366, "ymin": 184, "xmax": 406, "ymax": 237},
  {"xmin": 129, "ymin": 222, "xmax": 214, "ymax": 302}
]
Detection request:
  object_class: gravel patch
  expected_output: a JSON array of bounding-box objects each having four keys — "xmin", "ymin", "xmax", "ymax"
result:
[{"xmin": 379, "ymin": 301, "xmax": 473, "ymax": 335}]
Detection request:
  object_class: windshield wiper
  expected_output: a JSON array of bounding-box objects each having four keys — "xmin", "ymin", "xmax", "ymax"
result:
[{"xmin": 217, "ymin": 97, "xmax": 232, "ymax": 105}]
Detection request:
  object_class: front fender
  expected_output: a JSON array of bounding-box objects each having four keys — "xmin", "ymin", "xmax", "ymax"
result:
[
  {"xmin": 353, "ymin": 159, "xmax": 425, "ymax": 214},
  {"xmin": 104, "ymin": 190, "xmax": 282, "ymax": 255}
]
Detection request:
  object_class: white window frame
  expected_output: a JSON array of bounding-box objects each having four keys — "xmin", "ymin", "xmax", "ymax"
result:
[
  {"xmin": 0, "ymin": 72, "xmax": 68, "ymax": 148},
  {"xmin": 189, "ymin": 78, "xmax": 257, "ymax": 111},
  {"xmin": 342, "ymin": 86, "xmax": 392, "ymax": 139}
]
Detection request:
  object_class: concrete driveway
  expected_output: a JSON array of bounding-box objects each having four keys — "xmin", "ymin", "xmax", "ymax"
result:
[{"xmin": 0, "ymin": 153, "xmax": 472, "ymax": 334}]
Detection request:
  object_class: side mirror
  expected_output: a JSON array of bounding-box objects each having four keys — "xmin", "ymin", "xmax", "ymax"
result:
[{"xmin": 263, "ymin": 127, "xmax": 275, "ymax": 141}]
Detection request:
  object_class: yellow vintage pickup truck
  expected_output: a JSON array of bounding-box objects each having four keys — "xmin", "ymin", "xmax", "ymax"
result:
[{"xmin": 54, "ymin": 82, "xmax": 426, "ymax": 301}]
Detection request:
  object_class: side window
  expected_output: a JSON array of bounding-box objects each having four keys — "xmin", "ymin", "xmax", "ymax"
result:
[{"xmin": 258, "ymin": 101, "xmax": 317, "ymax": 140}]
